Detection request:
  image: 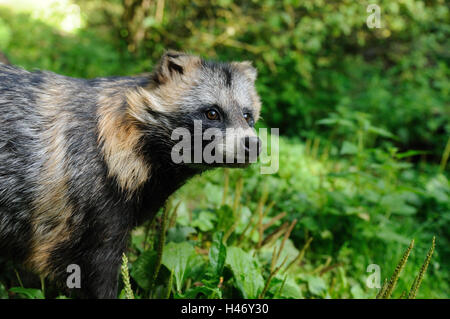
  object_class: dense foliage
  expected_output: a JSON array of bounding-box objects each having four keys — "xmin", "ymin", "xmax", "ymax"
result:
[{"xmin": 0, "ymin": 0, "xmax": 448, "ymax": 299}]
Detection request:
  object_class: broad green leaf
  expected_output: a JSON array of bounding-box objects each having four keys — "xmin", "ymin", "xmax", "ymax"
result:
[
  {"xmin": 226, "ymin": 247, "xmax": 264, "ymax": 298},
  {"xmin": 130, "ymin": 250, "xmax": 157, "ymax": 290},
  {"xmin": 162, "ymin": 242, "xmax": 196, "ymax": 292}
]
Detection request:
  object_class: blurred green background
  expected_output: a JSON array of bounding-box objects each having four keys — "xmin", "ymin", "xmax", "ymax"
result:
[{"xmin": 0, "ymin": 0, "xmax": 448, "ymax": 299}]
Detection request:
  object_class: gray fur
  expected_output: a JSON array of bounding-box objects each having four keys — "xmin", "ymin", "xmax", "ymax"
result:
[{"xmin": 0, "ymin": 51, "xmax": 261, "ymax": 298}]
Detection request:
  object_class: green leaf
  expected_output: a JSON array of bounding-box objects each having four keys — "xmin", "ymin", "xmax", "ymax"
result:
[
  {"xmin": 269, "ymin": 276, "xmax": 303, "ymax": 299},
  {"xmin": 162, "ymin": 242, "xmax": 196, "ymax": 292},
  {"xmin": 316, "ymin": 118, "xmax": 354, "ymax": 128},
  {"xmin": 350, "ymin": 283, "xmax": 366, "ymax": 298},
  {"xmin": 340, "ymin": 141, "xmax": 359, "ymax": 155},
  {"xmin": 367, "ymin": 125, "xmax": 396, "ymax": 139},
  {"xmin": 234, "ymin": 206, "xmax": 252, "ymax": 234},
  {"xmin": 183, "ymin": 285, "xmax": 222, "ymax": 299},
  {"xmin": 9, "ymin": 287, "xmax": 44, "ymax": 299},
  {"xmin": 216, "ymin": 205, "xmax": 235, "ymax": 232},
  {"xmin": 209, "ymin": 232, "xmax": 227, "ymax": 275},
  {"xmin": 225, "ymin": 247, "xmax": 264, "ymax": 298},
  {"xmin": 379, "ymin": 194, "xmax": 417, "ymax": 216},
  {"xmin": 166, "ymin": 226, "xmax": 197, "ymax": 243},
  {"xmin": 130, "ymin": 250, "xmax": 158, "ymax": 290},
  {"xmin": 173, "ymin": 202, "xmax": 190, "ymax": 226},
  {"xmin": 192, "ymin": 211, "xmax": 216, "ymax": 232},
  {"xmin": 306, "ymin": 275, "xmax": 327, "ymax": 296},
  {"xmin": 395, "ymin": 150, "xmax": 431, "ymax": 159}
]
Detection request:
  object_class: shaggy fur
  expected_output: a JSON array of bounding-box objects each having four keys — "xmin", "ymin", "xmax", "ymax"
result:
[{"xmin": 0, "ymin": 51, "xmax": 261, "ymax": 298}]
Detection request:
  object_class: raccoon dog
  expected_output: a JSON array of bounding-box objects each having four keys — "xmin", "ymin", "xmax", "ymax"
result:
[{"xmin": 0, "ymin": 51, "xmax": 261, "ymax": 298}]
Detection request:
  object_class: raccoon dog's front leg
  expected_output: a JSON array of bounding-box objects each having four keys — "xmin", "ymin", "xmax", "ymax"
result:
[
  {"xmin": 80, "ymin": 247, "xmax": 124, "ymax": 299},
  {"xmin": 49, "ymin": 228, "xmax": 130, "ymax": 299}
]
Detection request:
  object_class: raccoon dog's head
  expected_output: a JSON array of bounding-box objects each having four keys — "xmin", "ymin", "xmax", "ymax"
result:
[{"xmin": 128, "ymin": 51, "xmax": 262, "ymax": 169}]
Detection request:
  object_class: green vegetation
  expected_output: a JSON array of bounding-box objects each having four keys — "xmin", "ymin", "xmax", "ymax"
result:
[{"xmin": 0, "ymin": 0, "xmax": 448, "ymax": 299}]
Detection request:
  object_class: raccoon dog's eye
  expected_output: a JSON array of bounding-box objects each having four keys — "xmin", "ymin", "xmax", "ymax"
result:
[
  {"xmin": 205, "ymin": 109, "xmax": 220, "ymax": 121},
  {"xmin": 243, "ymin": 113, "xmax": 254, "ymax": 125}
]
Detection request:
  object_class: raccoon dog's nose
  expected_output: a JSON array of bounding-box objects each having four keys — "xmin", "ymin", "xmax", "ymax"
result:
[{"xmin": 242, "ymin": 136, "xmax": 262, "ymax": 157}]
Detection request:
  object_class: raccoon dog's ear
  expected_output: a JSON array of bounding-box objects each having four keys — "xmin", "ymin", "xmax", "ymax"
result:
[
  {"xmin": 231, "ymin": 61, "xmax": 258, "ymax": 82},
  {"xmin": 153, "ymin": 50, "xmax": 200, "ymax": 84}
]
